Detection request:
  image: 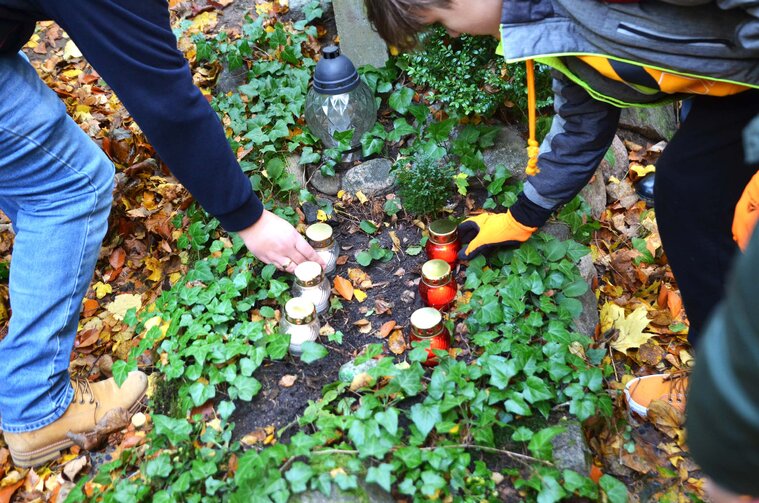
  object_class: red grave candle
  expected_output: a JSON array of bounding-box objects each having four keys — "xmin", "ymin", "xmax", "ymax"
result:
[
  {"xmin": 419, "ymin": 259, "xmax": 457, "ymax": 311},
  {"xmin": 410, "ymin": 307, "xmax": 451, "ymax": 367},
  {"xmin": 425, "ymin": 219, "xmax": 460, "ymax": 267}
]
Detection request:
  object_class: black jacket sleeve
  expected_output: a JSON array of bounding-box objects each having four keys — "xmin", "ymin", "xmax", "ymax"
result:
[{"xmin": 25, "ymin": 0, "xmax": 263, "ymax": 231}]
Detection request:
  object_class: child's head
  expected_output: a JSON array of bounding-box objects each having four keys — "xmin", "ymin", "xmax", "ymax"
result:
[{"xmin": 364, "ymin": 0, "xmax": 502, "ymax": 49}]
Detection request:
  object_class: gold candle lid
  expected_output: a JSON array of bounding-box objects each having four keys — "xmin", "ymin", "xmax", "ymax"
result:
[
  {"xmin": 284, "ymin": 297, "xmax": 316, "ymax": 325},
  {"xmin": 422, "ymin": 259, "xmax": 452, "ymax": 284},
  {"xmin": 294, "ymin": 261, "xmax": 324, "ymax": 287},
  {"xmin": 306, "ymin": 223, "xmax": 334, "ymax": 248},
  {"xmin": 410, "ymin": 307, "xmax": 444, "ymax": 338},
  {"xmin": 428, "ymin": 219, "xmax": 458, "ymax": 245}
]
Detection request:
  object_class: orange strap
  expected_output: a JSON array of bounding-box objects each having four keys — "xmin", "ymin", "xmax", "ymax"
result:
[{"xmin": 525, "ymin": 60, "xmax": 540, "ymax": 176}]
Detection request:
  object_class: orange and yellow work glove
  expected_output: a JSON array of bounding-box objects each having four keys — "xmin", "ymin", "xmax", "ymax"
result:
[
  {"xmin": 733, "ymin": 171, "xmax": 759, "ymax": 252},
  {"xmin": 457, "ymin": 210, "xmax": 538, "ymax": 260}
]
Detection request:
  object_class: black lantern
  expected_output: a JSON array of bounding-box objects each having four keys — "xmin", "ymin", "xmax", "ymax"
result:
[{"xmin": 304, "ymin": 46, "xmax": 377, "ymax": 151}]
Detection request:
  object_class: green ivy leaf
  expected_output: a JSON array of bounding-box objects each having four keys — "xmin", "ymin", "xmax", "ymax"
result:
[
  {"xmin": 528, "ymin": 426, "xmax": 565, "ymax": 461},
  {"xmin": 300, "ymin": 342, "xmax": 328, "ymax": 363},
  {"xmin": 409, "ymin": 402, "xmax": 442, "ymax": 438},
  {"xmin": 360, "ymin": 220, "xmax": 379, "ymax": 235},
  {"xmin": 600, "ymin": 475, "xmax": 629, "ymax": 503},
  {"xmin": 285, "ymin": 461, "xmax": 314, "ymax": 493},
  {"xmin": 366, "ymin": 463, "xmax": 394, "ymax": 492},
  {"xmin": 389, "ymin": 87, "xmax": 414, "ymax": 114},
  {"xmin": 111, "ymin": 359, "xmax": 136, "ymax": 387},
  {"xmin": 153, "ymin": 415, "xmax": 193, "ymax": 446}
]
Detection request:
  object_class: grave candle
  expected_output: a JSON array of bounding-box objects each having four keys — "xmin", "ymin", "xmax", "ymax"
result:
[
  {"xmin": 425, "ymin": 218, "xmax": 460, "ymax": 267},
  {"xmin": 306, "ymin": 223, "xmax": 339, "ymax": 275},
  {"xmin": 292, "ymin": 261, "xmax": 331, "ymax": 314},
  {"xmin": 419, "ymin": 259, "xmax": 457, "ymax": 311},
  {"xmin": 409, "ymin": 307, "xmax": 451, "ymax": 367},
  {"xmin": 280, "ymin": 297, "xmax": 320, "ymax": 356}
]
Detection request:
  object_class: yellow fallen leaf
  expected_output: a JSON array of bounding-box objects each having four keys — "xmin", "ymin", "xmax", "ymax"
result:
[
  {"xmin": 337, "ymin": 190, "xmax": 346, "ymax": 199},
  {"xmin": 389, "ymin": 231, "xmax": 401, "ymax": 252},
  {"xmin": 63, "ymin": 40, "xmax": 82, "ymax": 61},
  {"xmin": 356, "ymin": 190, "xmax": 368, "ymax": 204},
  {"xmin": 106, "ymin": 294, "xmax": 142, "ymax": 321},
  {"xmin": 608, "ymin": 176, "xmax": 621, "ymax": 184},
  {"xmin": 189, "ymin": 11, "xmax": 218, "ymax": 33},
  {"xmin": 354, "ymin": 289, "xmax": 367, "ymax": 303},
  {"xmin": 603, "ymin": 304, "xmax": 654, "ymax": 354},
  {"xmin": 630, "ymin": 163, "xmax": 656, "ymax": 177},
  {"xmin": 93, "ymin": 281, "xmax": 112, "ymax": 299},
  {"xmin": 144, "ymin": 256, "xmax": 163, "ymax": 282},
  {"xmin": 62, "ymin": 68, "xmax": 82, "ymax": 79},
  {"xmin": 316, "ymin": 210, "xmax": 328, "ymax": 222}
]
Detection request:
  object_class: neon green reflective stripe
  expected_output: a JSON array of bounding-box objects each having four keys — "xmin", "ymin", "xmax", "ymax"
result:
[
  {"xmin": 535, "ymin": 56, "xmax": 671, "ymax": 108},
  {"xmin": 496, "ymin": 39, "xmax": 504, "ymax": 57},
  {"xmin": 505, "ymin": 51, "xmax": 759, "ymax": 92}
]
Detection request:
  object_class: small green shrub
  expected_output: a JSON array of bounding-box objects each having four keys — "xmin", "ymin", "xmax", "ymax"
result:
[
  {"xmin": 395, "ymin": 156, "xmax": 455, "ymax": 216},
  {"xmin": 401, "ymin": 26, "xmax": 553, "ymax": 117}
]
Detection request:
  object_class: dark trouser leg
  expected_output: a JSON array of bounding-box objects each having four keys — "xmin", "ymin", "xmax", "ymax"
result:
[{"xmin": 655, "ymin": 90, "xmax": 759, "ymax": 347}]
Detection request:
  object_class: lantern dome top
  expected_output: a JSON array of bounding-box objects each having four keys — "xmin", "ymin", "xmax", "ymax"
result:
[{"xmin": 313, "ymin": 45, "xmax": 360, "ymax": 95}]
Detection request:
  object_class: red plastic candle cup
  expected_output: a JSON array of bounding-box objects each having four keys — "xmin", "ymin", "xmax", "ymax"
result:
[
  {"xmin": 425, "ymin": 219, "xmax": 460, "ymax": 267},
  {"xmin": 410, "ymin": 307, "xmax": 451, "ymax": 367},
  {"xmin": 419, "ymin": 259, "xmax": 457, "ymax": 311}
]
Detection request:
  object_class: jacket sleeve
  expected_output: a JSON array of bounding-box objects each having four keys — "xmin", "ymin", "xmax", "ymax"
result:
[
  {"xmin": 519, "ymin": 72, "xmax": 620, "ymax": 216},
  {"xmin": 34, "ymin": 0, "xmax": 263, "ymax": 232},
  {"xmin": 687, "ymin": 230, "xmax": 759, "ymax": 496}
]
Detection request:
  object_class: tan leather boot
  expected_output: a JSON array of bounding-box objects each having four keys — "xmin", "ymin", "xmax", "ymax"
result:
[{"xmin": 3, "ymin": 371, "xmax": 147, "ymax": 467}]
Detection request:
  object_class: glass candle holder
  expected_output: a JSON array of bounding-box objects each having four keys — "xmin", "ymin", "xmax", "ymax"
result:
[
  {"xmin": 280, "ymin": 297, "xmax": 320, "ymax": 356},
  {"xmin": 419, "ymin": 259, "xmax": 457, "ymax": 311},
  {"xmin": 410, "ymin": 307, "xmax": 451, "ymax": 367},
  {"xmin": 425, "ymin": 218, "xmax": 460, "ymax": 267},
  {"xmin": 292, "ymin": 261, "xmax": 331, "ymax": 315},
  {"xmin": 306, "ymin": 223, "xmax": 338, "ymax": 275}
]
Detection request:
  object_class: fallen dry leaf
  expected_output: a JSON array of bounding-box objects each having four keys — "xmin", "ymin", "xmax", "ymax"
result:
[
  {"xmin": 67, "ymin": 407, "xmax": 130, "ymax": 451},
  {"xmin": 62, "ymin": 456, "xmax": 89, "ymax": 482},
  {"xmin": 378, "ymin": 321, "xmax": 396, "ymax": 339},
  {"xmin": 0, "ymin": 478, "xmax": 24, "ymax": 503},
  {"xmin": 354, "ymin": 289, "xmax": 367, "ymax": 303},
  {"xmin": 353, "ymin": 319, "xmax": 373, "ymax": 334},
  {"xmin": 388, "ymin": 329, "xmax": 407, "ymax": 355},
  {"xmin": 105, "ymin": 294, "xmax": 142, "ymax": 321},
  {"xmin": 333, "ymin": 276, "xmax": 354, "ymax": 301},
  {"xmin": 603, "ymin": 304, "xmax": 654, "ymax": 354},
  {"xmin": 350, "ymin": 372, "xmax": 375, "ymax": 391},
  {"xmin": 279, "ymin": 375, "xmax": 297, "ymax": 388},
  {"xmin": 637, "ymin": 342, "xmax": 664, "ymax": 366}
]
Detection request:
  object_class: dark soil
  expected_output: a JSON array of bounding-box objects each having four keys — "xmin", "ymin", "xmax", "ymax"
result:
[{"xmin": 231, "ymin": 210, "xmax": 471, "ymax": 441}]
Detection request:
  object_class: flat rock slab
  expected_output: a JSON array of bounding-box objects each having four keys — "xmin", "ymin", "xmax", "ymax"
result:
[
  {"xmin": 291, "ymin": 482, "xmax": 394, "ymax": 503},
  {"xmin": 332, "ymin": 0, "xmax": 388, "ymax": 69},
  {"xmin": 342, "ymin": 158, "xmax": 395, "ymax": 196},
  {"xmin": 551, "ymin": 420, "xmax": 593, "ymax": 475}
]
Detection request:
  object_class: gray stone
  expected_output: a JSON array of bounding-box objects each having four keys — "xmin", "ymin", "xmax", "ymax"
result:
[
  {"xmin": 290, "ymin": 481, "xmax": 394, "ymax": 503},
  {"xmin": 619, "ymin": 104, "xmax": 678, "ymax": 141},
  {"xmin": 288, "ymin": 0, "xmax": 332, "ymax": 17},
  {"xmin": 338, "ymin": 358, "xmax": 380, "ymax": 383},
  {"xmin": 214, "ymin": 62, "xmax": 247, "ymax": 95},
  {"xmin": 573, "ymin": 287, "xmax": 600, "ymax": 338},
  {"xmin": 301, "ymin": 201, "xmax": 320, "ymax": 224},
  {"xmin": 579, "ymin": 166, "xmax": 606, "ymax": 220},
  {"xmin": 551, "ymin": 420, "xmax": 592, "ymax": 475},
  {"xmin": 333, "ymin": 0, "xmax": 388, "ymax": 69},
  {"xmin": 577, "ymin": 254, "xmax": 597, "ymax": 289},
  {"xmin": 602, "ymin": 135, "xmax": 630, "ymax": 182},
  {"xmin": 342, "ymin": 158, "xmax": 395, "ymax": 196},
  {"xmin": 540, "ymin": 221, "xmax": 571, "ymax": 242},
  {"xmin": 481, "ymin": 126, "xmax": 529, "ymax": 183},
  {"xmin": 309, "ymin": 168, "xmax": 342, "ymax": 196},
  {"xmin": 287, "ymin": 154, "xmax": 307, "ymax": 189}
]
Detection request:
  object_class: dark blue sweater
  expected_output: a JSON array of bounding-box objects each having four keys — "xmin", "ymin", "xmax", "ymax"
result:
[{"xmin": 0, "ymin": 0, "xmax": 263, "ymax": 232}]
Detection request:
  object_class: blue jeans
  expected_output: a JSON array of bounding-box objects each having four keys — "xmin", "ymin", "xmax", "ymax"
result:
[{"xmin": 0, "ymin": 53, "xmax": 114, "ymax": 432}]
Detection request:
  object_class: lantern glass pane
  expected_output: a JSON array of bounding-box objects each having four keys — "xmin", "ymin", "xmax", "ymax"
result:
[{"xmin": 305, "ymin": 80, "xmax": 377, "ymax": 148}]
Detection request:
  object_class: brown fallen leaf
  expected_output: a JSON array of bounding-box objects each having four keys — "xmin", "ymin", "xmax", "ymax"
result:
[
  {"xmin": 279, "ymin": 375, "xmax": 297, "ymax": 388},
  {"xmin": 347, "ymin": 268, "xmax": 372, "ymax": 288},
  {"xmin": 0, "ymin": 478, "xmax": 24, "ymax": 503},
  {"xmin": 374, "ymin": 299, "xmax": 393, "ymax": 315},
  {"xmin": 336, "ymin": 255, "xmax": 349, "ymax": 266},
  {"xmin": 637, "ymin": 342, "xmax": 664, "ymax": 366},
  {"xmin": 378, "ymin": 321, "xmax": 396, "ymax": 339},
  {"xmin": 350, "ymin": 372, "xmax": 375, "ymax": 391},
  {"xmin": 62, "ymin": 456, "xmax": 89, "ymax": 482},
  {"xmin": 66, "ymin": 407, "xmax": 130, "ymax": 451},
  {"xmin": 353, "ymin": 319, "xmax": 373, "ymax": 334},
  {"xmin": 334, "ymin": 276, "xmax": 354, "ymax": 301},
  {"xmin": 647, "ymin": 399, "xmax": 686, "ymax": 445},
  {"xmin": 388, "ymin": 329, "xmax": 407, "ymax": 355}
]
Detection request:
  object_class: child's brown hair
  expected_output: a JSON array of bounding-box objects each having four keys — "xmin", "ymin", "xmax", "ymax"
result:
[{"xmin": 364, "ymin": 0, "xmax": 451, "ymax": 50}]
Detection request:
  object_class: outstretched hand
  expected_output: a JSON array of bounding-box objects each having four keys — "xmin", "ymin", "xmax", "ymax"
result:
[
  {"xmin": 237, "ymin": 210, "xmax": 325, "ymax": 273},
  {"xmin": 458, "ymin": 210, "xmax": 538, "ymax": 260}
]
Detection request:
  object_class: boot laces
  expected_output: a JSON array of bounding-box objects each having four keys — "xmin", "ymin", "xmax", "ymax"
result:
[
  {"xmin": 72, "ymin": 377, "xmax": 96, "ymax": 405},
  {"xmin": 662, "ymin": 369, "xmax": 689, "ymax": 406}
]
